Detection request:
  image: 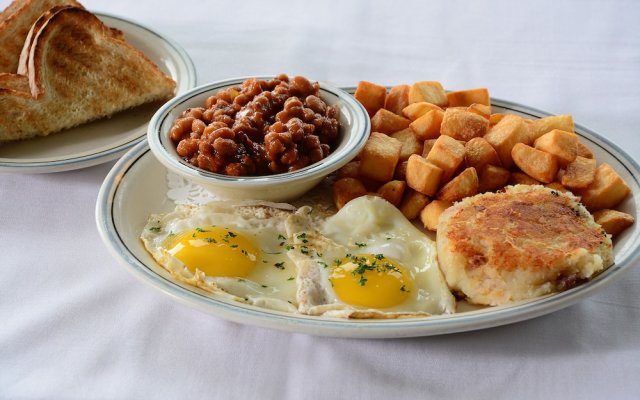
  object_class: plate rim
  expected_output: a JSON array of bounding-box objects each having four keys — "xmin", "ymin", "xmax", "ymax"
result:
[
  {"xmin": 95, "ymin": 96, "xmax": 640, "ymax": 338},
  {"xmin": 0, "ymin": 11, "xmax": 197, "ymax": 174}
]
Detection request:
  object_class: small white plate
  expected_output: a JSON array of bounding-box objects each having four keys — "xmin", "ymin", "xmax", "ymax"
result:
[
  {"xmin": 0, "ymin": 12, "xmax": 196, "ymax": 174},
  {"xmin": 96, "ymin": 97, "xmax": 640, "ymax": 338}
]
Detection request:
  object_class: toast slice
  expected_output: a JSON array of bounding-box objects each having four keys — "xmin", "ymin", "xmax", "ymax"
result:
[
  {"xmin": 0, "ymin": 6, "xmax": 176, "ymax": 143},
  {"xmin": 0, "ymin": 0, "xmax": 83, "ymax": 73},
  {"xmin": 16, "ymin": 5, "xmax": 124, "ymax": 75}
]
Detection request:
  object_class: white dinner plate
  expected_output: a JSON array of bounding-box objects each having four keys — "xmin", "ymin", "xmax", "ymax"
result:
[
  {"xmin": 0, "ymin": 12, "xmax": 197, "ymax": 174},
  {"xmin": 96, "ymin": 97, "xmax": 640, "ymax": 338}
]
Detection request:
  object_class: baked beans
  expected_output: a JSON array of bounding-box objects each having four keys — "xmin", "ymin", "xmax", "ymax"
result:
[{"xmin": 170, "ymin": 74, "xmax": 340, "ymax": 176}]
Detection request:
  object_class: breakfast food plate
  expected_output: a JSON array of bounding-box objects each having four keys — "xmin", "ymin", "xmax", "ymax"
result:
[
  {"xmin": 96, "ymin": 96, "xmax": 640, "ymax": 338},
  {"xmin": 0, "ymin": 12, "xmax": 196, "ymax": 173}
]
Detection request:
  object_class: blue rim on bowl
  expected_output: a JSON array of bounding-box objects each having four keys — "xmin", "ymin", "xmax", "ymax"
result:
[{"xmin": 147, "ymin": 76, "xmax": 370, "ymax": 200}]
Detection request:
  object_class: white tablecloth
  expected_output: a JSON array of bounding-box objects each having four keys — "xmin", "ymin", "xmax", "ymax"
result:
[{"xmin": 2, "ymin": 0, "xmax": 640, "ymax": 398}]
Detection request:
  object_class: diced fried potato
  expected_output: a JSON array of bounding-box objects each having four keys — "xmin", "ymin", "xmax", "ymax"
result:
[
  {"xmin": 478, "ymin": 164, "xmax": 510, "ymax": 192},
  {"xmin": 467, "ymin": 103, "xmax": 491, "ymax": 119},
  {"xmin": 402, "ymin": 102, "xmax": 443, "ymax": 121},
  {"xmin": 359, "ymin": 132, "xmax": 402, "ymax": 182},
  {"xmin": 394, "ymin": 160, "xmax": 408, "ymax": 180},
  {"xmin": 484, "ymin": 114, "xmax": 531, "ymax": 169},
  {"xmin": 511, "ymin": 143, "xmax": 558, "ymax": 183},
  {"xmin": 544, "ymin": 182, "xmax": 571, "ymax": 194},
  {"xmin": 561, "ymin": 156, "xmax": 596, "ymax": 189},
  {"xmin": 509, "ymin": 171, "xmax": 541, "ymax": 186},
  {"xmin": 420, "ymin": 200, "xmax": 453, "ymax": 231},
  {"xmin": 391, "ymin": 128, "xmax": 423, "ymax": 161},
  {"xmin": 422, "ymin": 139, "xmax": 437, "ymax": 157},
  {"xmin": 489, "ymin": 113, "xmax": 505, "ymax": 125},
  {"xmin": 376, "ymin": 180, "xmax": 406, "ymax": 206},
  {"xmin": 409, "ymin": 109, "xmax": 444, "ymax": 140},
  {"xmin": 399, "ymin": 189, "xmax": 430, "ymax": 220},
  {"xmin": 440, "ymin": 108, "xmax": 490, "ymax": 141},
  {"xmin": 336, "ymin": 160, "xmax": 360, "ymax": 179},
  {"xmin": 426, "ymin": 135, "xmax": 466, "ymax": 182},
  {"xmin": 354, "ymin": 81, "xmax": 386, "ymax": 117},
  {"xmin": 406, "ymin": 154, "xmax": 443, "ymax": 196},
  {"xmin": 446, "ymin": 88, "xmax": 490, "ymax": 107},
  {"xmin": 577, "ymin": 163, "xmax": 631, "ymax": 211},
  {"xmin": 384, "ymin": 85, "xmax": 410, "ymax": 116},
  {"xmin": 534, "ymin": 129, "xmax": 578, "ymax": 165},
  {"xmin": 370, "ymin": 108, "xmax": 411, "ymax": 134},
  {"xmin": 408, "ymin": 81, "xmax": 448, "ymax": 107},
  {"xmin": 576, "ymin": 141, "xmax": 594, "ymax": 159},
  {"xmin": 593, "ymin": 209, "xmax": 635, "ymax": 236},
  {"xmin": 465, "ymin": 137, "xmax": 502, "ymax": 171},
  {"xmin": 528, "ymin": 114, "xmax": 574, "ymax": 141},
  {"xmin": 436, "ymin": 167, "xmax": 479, "ymax": 202},
  {"xmin": 333, "ymin": 177, "xmax": 367, "ymax": 209}
]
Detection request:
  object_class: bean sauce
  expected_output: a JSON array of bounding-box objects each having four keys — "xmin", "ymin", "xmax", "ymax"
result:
[{"xmin": 169, "ymin": 74, "xmax": 340, "ymax": 176}]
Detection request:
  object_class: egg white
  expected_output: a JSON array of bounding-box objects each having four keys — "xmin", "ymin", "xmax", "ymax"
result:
[
  {"xmin": 285, "ymin": 196, "xmax": 456, "ymax": 318},
  {"xmin": 140, "ymin": 201, "xmax": 299, "ymax": 313}
]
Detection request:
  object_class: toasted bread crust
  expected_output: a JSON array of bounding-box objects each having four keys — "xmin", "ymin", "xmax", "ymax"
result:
[
  {"xmin": 0, "ymin": 6, "xmax": 176, "ymax": 142},
  {"xmin": 0, "ymin": 0, "xmax": 83, "ymax": 73}
]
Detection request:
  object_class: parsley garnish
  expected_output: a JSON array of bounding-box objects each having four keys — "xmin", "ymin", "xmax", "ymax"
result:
[
  {"xmin": 149, "ymin": 226, "xmax": 161, "ymax": 233},
  {"xmin": 274, "ymin": 262, "xmax": 285, "ymax": 270},
  {"xmin": 287, "ymin": 276, "xmax": 294, "ymax": 281},
  {"xmin": 230, "ymin": 244, "xmax": 238, "ymax": 248},
  {"xmin": 355, "ymin": 242, "xmax": 367, "ymax": 248},
  {"xmin": 195, "ymin": 227, "xmax": 207, "ymax": 233}
]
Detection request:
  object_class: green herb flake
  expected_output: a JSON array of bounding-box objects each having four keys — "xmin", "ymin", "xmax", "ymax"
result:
[
  {"xmin": 274, "ymin": 262, "xmax": 285, "ymax": 270},
  {"xmin": 149, "ymin": 226, "xmax": 161, "ymax": 233},
  {"xmin": 287, "ymin": 276, "xmax": 295, "ymax": 281},
  {"xmin": 355, "ymin": 242, "xmax": 367, "ymax": 248}
]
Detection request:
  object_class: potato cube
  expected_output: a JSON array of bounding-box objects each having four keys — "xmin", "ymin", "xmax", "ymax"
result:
[
  {"xmin": 544, "ymin": 182, "xmax": 571, "ymax": 194},
  {"xmin": 489, "ymin": 113, "xmax": 505, "ymax": 125},
  {"xmin": 446, "ymin": 88, "xmax": 490, "ymax": 107},
  {"xmin": 440, "ymin": 108, "xmax": 490, "ymax": 142},
  {"xmin": 384, "ymin": 85, "xmax": 410, "ymax": 116},
  {"xmin": 561, "ymin": 156, "xmax": 596, "ymax": 189},
  {"xmin": 359, "ymin": 132, "xmax": 402, "ymax": 182},
  {"xmin": 402, "ymin": 102, "xmax": 443, "ymax": 121},
  {"xmin": 336, "ymin": 161, "xmax": 360, "ymax": 179},
  {"xmin": 408, "ymin": 81, "xmax": 448, "ymax": 107},
  {"xmin": 478, "ymin": 164, "xmax": 510, "ymax": 192},
  {"xmin": 576, "ymin": 141, "xmax": 594, "ymax": 159},
  {"xmin": 391, "ymin": 128, "xmax": 423, "ymax": 161},
  {"xmin": 436, "ymin": 167, "xmax": 479, "ymax": 202},
  {"xmin": 465, "ymin": 137, "xmax": 501, "ymax": 171},
  {"xmin": 422, "ymin": 139, "xmax": 437, "ymax": 158},
  {"xmin": 394, "ymin": 160, "xmax": 408, "ymax": 180},
  {"xmin": 376, "ymin": 180, "xmax": 406, "ymax": 206},
  {"xmin": 426, "ymin": 135, "xmax": 466, "ymax": 182},
  {"xmin": 420, "ymin": 200, "xmax": 453, "ymax": 231},
  {"xmin": 354, "ymin": 81, "xmax": 386, "ymax": 117},
  {"xmin": 529, "ymin": 114, "xmax": 574, "ymax": 141},
  {"xmin": 370, "ymin": 108, "xmax": 411, "ymax": 134},
  {"xmin": 484, "ymin": 114, "xmax": 531, "ymax": 169},
  {"xmin": 593, "ymin": 209, "xmax": 635, "ymax": 236},
  {"xmin": 511, "ymin": 143, "xmax": 558, "ymax": 183},
  {"xmin": 577, "ymin": 163, "xmax": 630, "ymax": 211},
  {"xmin": 467, "ymin": 103, "xmax": 491, "ymax": 119},
  {"xmin": 399, "ymin": 189, "xmax": 430, "ymax": 220},
  {"xmin": 534, "ymin": 129, "xmax": 578, "ymax": 165},
  {"xmin": 333, "ymin": 177, "xmax": 367, "ymax": 209},
  {"xmin": 406, "ymin": 154, "xmax": 443, "ymax": 196},
  {"xmin": 409, "ymin": 109, "xmax": 444, "ymax": 140},
  {"xmin": 509, "ymin": 171, "xmax": 541, "ymax": 186}
]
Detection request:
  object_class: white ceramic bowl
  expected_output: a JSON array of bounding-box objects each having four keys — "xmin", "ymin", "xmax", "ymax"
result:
[{"xmin": 147, "ymin": 76, "xmax": 370, "ymax": 201}]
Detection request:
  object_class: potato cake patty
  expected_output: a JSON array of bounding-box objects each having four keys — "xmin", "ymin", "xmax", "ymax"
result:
[{"xmin": 436, "ymin": 185, "xmax": 613, "ymax": 305}]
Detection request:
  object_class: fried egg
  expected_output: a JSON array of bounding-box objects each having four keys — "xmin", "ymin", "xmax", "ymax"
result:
[
  {"xmin": 140, "ymin": 201, "xmax": 298, "ymax": 312},
  {"xmin": 285, "ymin": 196, "xmax": 456, "ymax": 318}
]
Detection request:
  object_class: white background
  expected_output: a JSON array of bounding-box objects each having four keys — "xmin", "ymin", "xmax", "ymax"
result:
[{"xmin": 1, "ymin": 0, "xmax": 640, "ymax": 398}]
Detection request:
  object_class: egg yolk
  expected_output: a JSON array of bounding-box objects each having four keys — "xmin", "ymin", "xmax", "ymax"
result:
[
  {"xmin": 329, "ymin": 254, "xmax": 414, "ymax": 309},
  {"xmin": 165, "ymin": 226, "xmax": 259, "ymax": 277}
]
